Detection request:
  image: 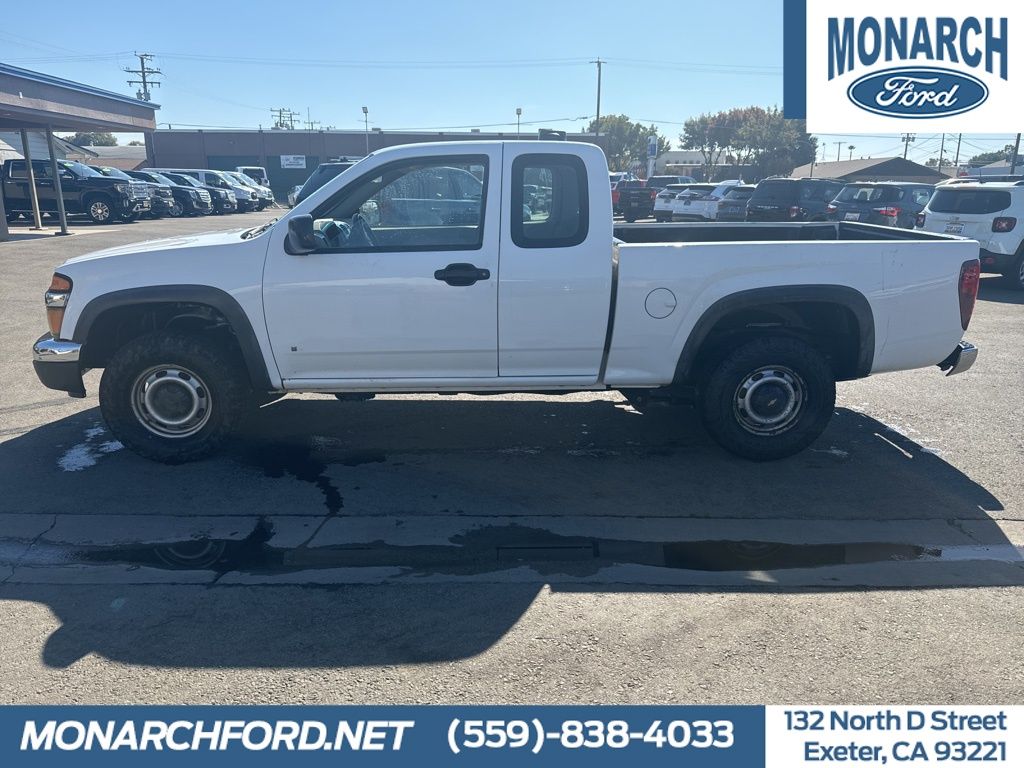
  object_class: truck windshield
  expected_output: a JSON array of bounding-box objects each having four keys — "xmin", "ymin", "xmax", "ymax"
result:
[
  {"xmin": 58, "ymin": 161, "xmax": 102, "ymax": 178},
  {"xmin": 930, "ymin": 189, "xmax": 1012, "ymax": 214},
  {"xmin": 98, "ymin": 167, "xmax": 134, "ymax": 180}
]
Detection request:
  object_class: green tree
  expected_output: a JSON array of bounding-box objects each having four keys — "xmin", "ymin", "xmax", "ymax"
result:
[
  {"xmin": 60, "ymin": 132, "xmax": 117, "ymax": 147},
  {"xmin": 127, "ymin": 140, "xmax": 144, "ymax": 146},
  {"xmin": 587, "ymin": 115, "xmax": 671, "ymax": 172},
  {"xmin": 968, "ymin": 144, "xmax": 1018, "ymax": 165},
  {"xmin": 734, "ymin": 107, "xmax": 816, "ymax": 179},
  {"xmin": 681, "ymin": 107, "xmax": 816, "ymax": 181},
  {"xmin": 680, "ymin": 111, "xmax": 739, "ymax": 181}
]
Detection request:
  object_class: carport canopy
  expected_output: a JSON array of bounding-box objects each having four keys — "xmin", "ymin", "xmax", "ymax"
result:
[{"xmin": 0, "ymin": 63, "xmax": 158, "ymax": 240}]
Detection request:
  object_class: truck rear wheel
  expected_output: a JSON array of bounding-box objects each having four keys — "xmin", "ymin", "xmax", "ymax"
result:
[
  {"xmin": 99, "ymin": 333, "xmax": 248, "ymax": 464},
  {"xmin": 699, "ymin": 337, "xmax": 836, "ymax": 461}
]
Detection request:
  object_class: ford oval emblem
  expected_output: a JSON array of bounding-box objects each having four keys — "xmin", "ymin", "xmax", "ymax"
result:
[{"xmin": 847, "ymin": 67, "xmax": 988, "ymax": 119}]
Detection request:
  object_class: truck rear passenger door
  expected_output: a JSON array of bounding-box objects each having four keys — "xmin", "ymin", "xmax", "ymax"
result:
[{"xmin": 498, "ymin": 147, "xmax": 613, "ymax": 379}]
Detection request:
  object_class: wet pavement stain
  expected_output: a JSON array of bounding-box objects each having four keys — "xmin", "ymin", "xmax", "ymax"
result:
[{"xmin": 239, "ymin": 441, "xmax": 345, "ymax": 515}]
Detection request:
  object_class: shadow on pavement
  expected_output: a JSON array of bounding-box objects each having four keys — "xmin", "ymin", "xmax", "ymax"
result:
[
  {"xmin": 978, "ymin": 276, "xmax": 1024, "ymax": 305},
  {"xmin": 0, "ymin": 396, "xmax": 1018, "ymax": 668}
]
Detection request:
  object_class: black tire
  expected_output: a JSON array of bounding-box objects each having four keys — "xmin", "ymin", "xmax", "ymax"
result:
[
  {"xmin": 118, "ymin": 211, "xmax": 139, "ymax": 223},
  {"xmin": 699, "ymin": 337, "xmax": 836, "ymax": 461},
  {"xmin": 1002, "ymin": 253, "xmax": 1024, "ymax": 290},
  {"xmin": 99, "ymin": 333, "xmax": 248, "ymax": 464},
  {"xmin": 84, "ymin": 195, "xmax": 115, "ymax": 224},
  {"xmin": 166, "ymin": 200, "xmax": 184, "ymax": 218}
]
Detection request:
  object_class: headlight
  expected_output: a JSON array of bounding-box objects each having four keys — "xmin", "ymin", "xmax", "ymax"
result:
[
  {"xmin": 45, "ymin": 274, "xmax": 72, "ymax": 336},
  {"xmin": 114, "ymin": 183, "xmax": 130, "ymax": 194}
]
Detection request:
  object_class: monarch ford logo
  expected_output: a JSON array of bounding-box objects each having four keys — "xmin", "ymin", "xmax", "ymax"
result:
[
  {"xmin": 828, "ymin": 16, "xmax": 1008, "ymax": 119},
  {"xmin": 848, "ymin": 67, "xmax": 989, "ymax": 118}
]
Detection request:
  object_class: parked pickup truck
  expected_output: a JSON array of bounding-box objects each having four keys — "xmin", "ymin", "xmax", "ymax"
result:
[
  {"xmin": 32, "ymin": 141, "xmax": 980, "ymax": 464},
  {"xmin": 3, "ymin": 159, "xmax": 151, "ymax": 224}
]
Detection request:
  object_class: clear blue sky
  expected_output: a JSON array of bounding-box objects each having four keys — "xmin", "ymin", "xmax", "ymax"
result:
[{"xmin": 0, "ymin": 0, "xmax": 1016, "ymax": 163}]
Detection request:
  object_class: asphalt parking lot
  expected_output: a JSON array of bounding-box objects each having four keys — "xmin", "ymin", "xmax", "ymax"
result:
[{"xmin": 1, "ymin": 212, "xmax": 1021, "ymax": 704}]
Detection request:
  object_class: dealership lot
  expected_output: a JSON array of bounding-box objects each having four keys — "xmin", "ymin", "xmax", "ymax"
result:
[{"xmin": 0, "ymin": 214, "xmax": 1022, "ymax": 703}]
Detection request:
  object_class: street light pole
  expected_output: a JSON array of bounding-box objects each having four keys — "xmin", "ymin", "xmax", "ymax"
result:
[
  {"xmin": 362, "ymin": 106, "xmax": 369, "ymax": 155},
  {"xmin": 516, "ymin": 107, "xmax": 522, "ymax": 138}
]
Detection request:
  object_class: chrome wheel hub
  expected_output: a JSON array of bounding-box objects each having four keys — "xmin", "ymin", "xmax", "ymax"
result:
[
  {"xmin": 733, "ymin": 365, "xmax": 806, "ymax": 435},
  {"xmin": 131, "ymin": 366, "xmax": 211, "ymax": 438}
]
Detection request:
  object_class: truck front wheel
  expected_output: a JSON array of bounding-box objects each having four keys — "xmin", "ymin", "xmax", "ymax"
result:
[
  {"xmin": 699, "ymin": 337, "xmax": 836, "ymax": 461},
  {"xmin": 99, "ymin": 333, "xmax": 248, "ymax": 463},
  {"xmin": 85, "ymin": 196, "xmax": 115, "ymax": 224}
]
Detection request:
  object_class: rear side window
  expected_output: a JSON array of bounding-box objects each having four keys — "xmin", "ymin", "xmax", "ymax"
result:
[
  {"xmin": 930, "ymin": 189, "xmax": 1012, "ymax": 214},
  {"xmin": 512, "ymin": 154, "xmax": 588, "ymax": 249},
  {"xmin": 837, "ymin": 185, "xmax": 901, "ymax": 203}
]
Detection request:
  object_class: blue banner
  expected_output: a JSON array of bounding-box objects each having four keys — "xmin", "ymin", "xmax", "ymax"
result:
[{"xmin": 0, "ymin": 706, "xmax": 764, "ymax": 766}]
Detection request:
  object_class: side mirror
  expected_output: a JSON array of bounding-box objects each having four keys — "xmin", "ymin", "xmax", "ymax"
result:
[{"xmin": 286, "ymin": 214, "xmax": 318, "ymax": 255}]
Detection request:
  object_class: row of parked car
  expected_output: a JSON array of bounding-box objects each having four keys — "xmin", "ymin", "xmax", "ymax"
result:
[
  {"xmin": 612, "ymin": 171, "xmax": 1024, "ymax": 289},
  {"xmin": 1, "ymin": 159, "xmax": 275, "ymax": 225}
]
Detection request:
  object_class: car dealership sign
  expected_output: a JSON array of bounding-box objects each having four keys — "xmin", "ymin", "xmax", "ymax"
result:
[{"xmin": 784, "ymin": 1, "xmax": 1019, "ymax": 131}]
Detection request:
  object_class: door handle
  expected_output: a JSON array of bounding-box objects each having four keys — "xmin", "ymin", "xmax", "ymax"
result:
[{"xmin": 434, "ymin": 263, "xmax": 490, "ymax": 287}]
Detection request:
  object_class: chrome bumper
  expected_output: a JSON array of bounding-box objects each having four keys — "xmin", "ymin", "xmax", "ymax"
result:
[
  {"xmin": 939, "ymin": 341, "xmax": 978, "ymax": 376},
  {"xmin": 33, "ymin": 336, "xmax": 82, "ymax": 362}
]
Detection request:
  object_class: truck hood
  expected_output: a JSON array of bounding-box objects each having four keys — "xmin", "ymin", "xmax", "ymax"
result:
[{"xmin": 61, "ymin": 229, "xmax": 249, "ymax": 266}]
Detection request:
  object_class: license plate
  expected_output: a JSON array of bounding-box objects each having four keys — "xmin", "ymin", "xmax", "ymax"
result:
[
  {"xmin": 944, "ymin": 223, "xmax": 965, "ymax": 235},
  {"xmin": 843, "ymin": 213, "xmax": 860, "ymax": 221}
]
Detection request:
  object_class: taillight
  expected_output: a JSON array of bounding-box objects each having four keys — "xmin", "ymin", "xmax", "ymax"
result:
[
  {"xmin": 958, "ymin": 260, "xmax": 980, "ymax": 330},
  {"xmin": 992, "ymin": 216, "xmax": 1017, "ymax": 232},
  {"xmin": 649, "ymin": 189, "xmax": 657, "ymax": 200},
  {"xmin": 45, "ymin": 273, "xmax": 72, "ymax": 337},
  {"xmin": 788, "ymin": 205, "xmax": 802, "ymax": 218},
  {"xmin": 611, "ymin": 189, "xmax": 620, "ymax": 205},
  {"xmin": 916, "ymin": 213, "xmax": 926, "ymax": 228},
  {"xmin": 873, "ymin": 206, "xmax": 902, "ymax": 218}
]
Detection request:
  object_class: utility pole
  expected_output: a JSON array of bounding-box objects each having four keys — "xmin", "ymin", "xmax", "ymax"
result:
[
  {"xmin": 124, "ymin": 52, "xmax": 161, "ymax": 102},
  {"xmin": 937, "ymin": 133, "xmax": 946, "ymax": 171},
  {"xmin": 953, "ymin": 133, "xmax": 963, "ymax": 170},
  {"xmin": 834, "ymin": 141, "xmax": 843, "ymax": 161},
  {"xmin": 1011, "ymin": 133, "xmax": 1022, "ymax": 175},
  {"xmin": 270, "ymin": 107, "xmax": 299, "ymax": 130},
  {"xmin": 304, "ymin": 108, "xmax": 320, "ymax": 132},
  {"xmin": 590, "ymin": 58, "xmax": 604, "ymax": 136},
  {"xmin": 901, "ymin": 133, "xmax": 916, "ymax": 159}
]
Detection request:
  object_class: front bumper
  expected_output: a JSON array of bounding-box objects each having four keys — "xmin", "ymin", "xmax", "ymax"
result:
[
  {"xmin": 938, "ymin": 341, "xmax": 978, "ymax": 377},
  {"xmin": 32, "ymin": 334, "xmax": 85, "ymax": 397}
]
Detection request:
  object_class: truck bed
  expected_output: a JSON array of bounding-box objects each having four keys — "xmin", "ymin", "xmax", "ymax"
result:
[
  {"xmin": 604, "ymin": 221, "xmax": 980, "ymax": 388},
  {"xmin": 613, "ymin": 221, "xmax": 953, "ymax": 244}
]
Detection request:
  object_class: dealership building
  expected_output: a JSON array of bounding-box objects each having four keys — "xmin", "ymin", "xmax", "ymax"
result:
[{"xmin": 147, "ymin": 128, "xmax": 601, "ymax": 199}]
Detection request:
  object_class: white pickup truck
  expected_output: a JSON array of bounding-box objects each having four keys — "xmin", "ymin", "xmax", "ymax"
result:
[{"xmin": 32, "ymin": 141, "xmax": 980, "ymax": 464}]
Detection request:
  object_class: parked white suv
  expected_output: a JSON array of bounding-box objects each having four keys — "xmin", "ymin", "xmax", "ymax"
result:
[
  {"xmin": 917, "ymin": 182, "xmax": 1024, "ymax": 289},
  {"xmin": 671, "ymin": 179, "xmax": 743, "ymax": 221}
]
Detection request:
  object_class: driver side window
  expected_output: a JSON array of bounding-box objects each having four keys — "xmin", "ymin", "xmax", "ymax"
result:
[{"xmin": 312, "ymin": 157, "xmax": 487, "ymax": 252}]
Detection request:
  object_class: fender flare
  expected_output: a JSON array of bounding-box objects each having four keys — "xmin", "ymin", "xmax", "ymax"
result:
[
  {"xmin": 673, "ymin": 284, "xmax": 875, "ymax": 383},
  {"xmin": 72, "ymin": 284, "xmax": 275, "ymax": 390}
]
